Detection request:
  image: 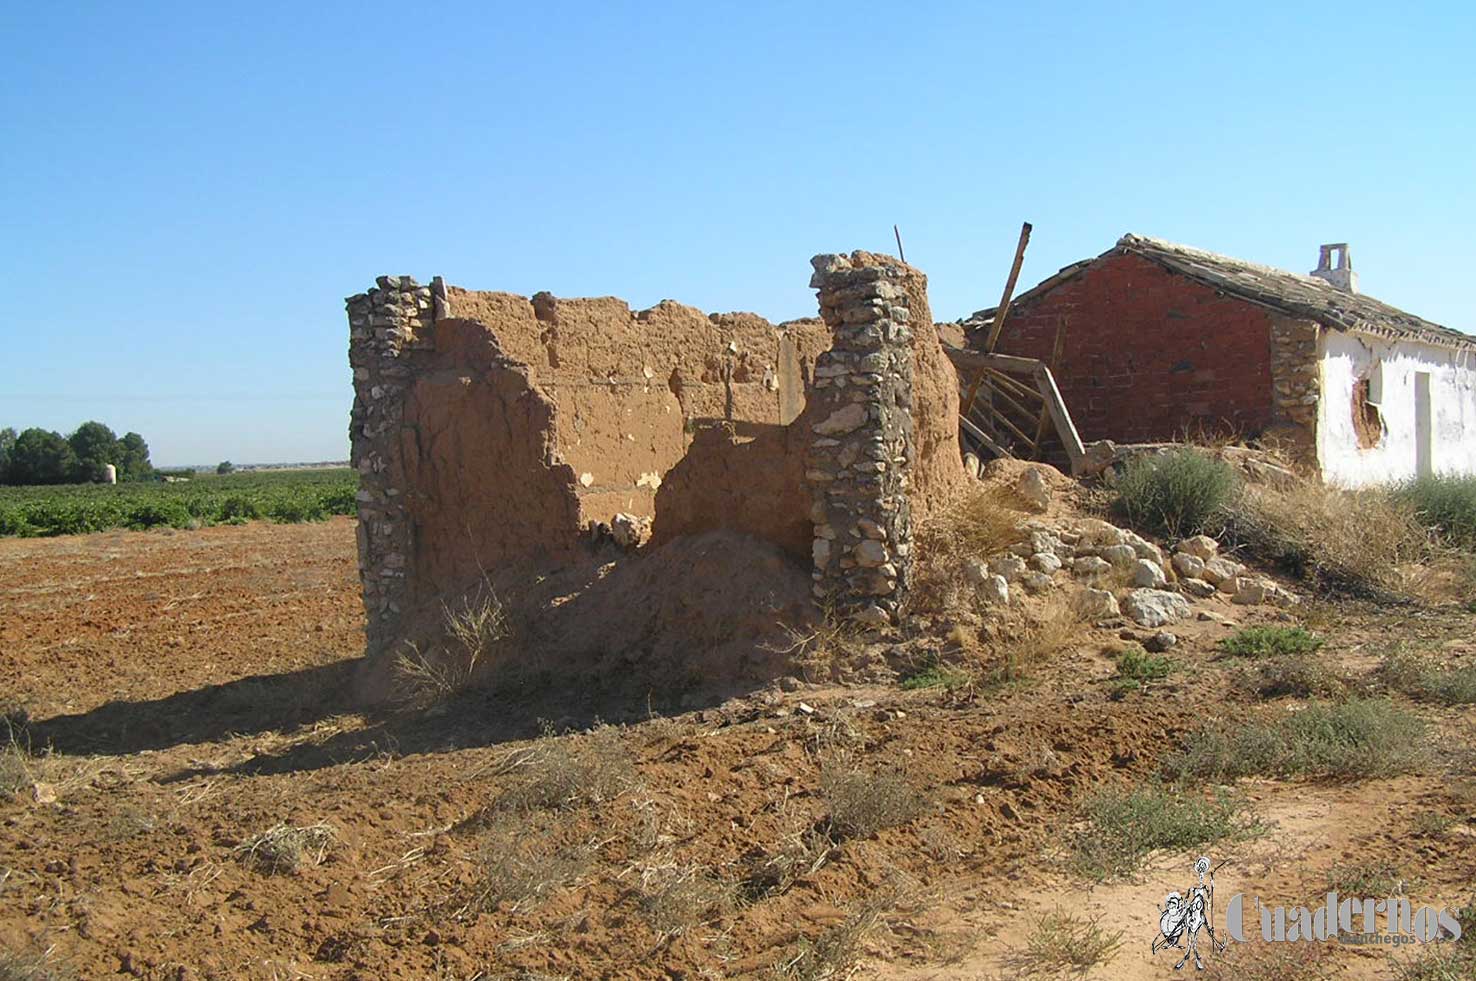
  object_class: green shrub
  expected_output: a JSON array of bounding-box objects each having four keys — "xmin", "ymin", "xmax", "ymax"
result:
[
  {"xmin": 1114, "ymin": 449, "xmax": 1240, "ymax": 539},
  {"xmin": 1220, "ymin": 626, "xmax": 1323, "ymax": 659},
  {"xmin": 1071, "ymin": 783, "xmax": 1250, "ymax": 880},
  {"xmin": 1111, "ymin": 645, "xmax": 1174, "ymax": 693},
  {"xmin": 1162, "ymin": 699, "xmax": 1427, "ymax": 782},
  {"xmin": 1397, "ymin": 474, "xmax": 1476, "ymax": 549},
  {"xmin": 1375, "ymin": 649, "xmax": 1476, "ymax": 706}
]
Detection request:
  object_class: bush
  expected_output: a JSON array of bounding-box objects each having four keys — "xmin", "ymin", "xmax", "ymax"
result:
[
  {"xmin": 1235, "ymin": 655, "xmax": 1351, "ymax": 701},
  {"xmin": 1220, "ymin": 626, "xmax": 1323, "ymax": 659},
  {"xmin": 1375, "ymin": 649, "xmax": 1476, "ymax": 706},
  {"xmin": 1162, "ymin": 699, "xmax": 1428, "ymax": 782},
  {"xmin": 1111, "ymin": 645, "xmax": 1174, "ymax": 693},
  {"xmin": 1071, "ymin": 783, "xmax": 1249, "ymax": 880},
  {"xmin": 1223, "ymin": 478, "xmax": 1426, "ymax": 596},
  {"xmin": 1397, "ymin": 474, "xmax": 1476, "ymax": 549},
  {"xmin": 1114, "ymin": 449, "xmax": 1239, "ymax": 539},
  {"xmin": 820, "ymin": 763, "xmax": 925, "ymax": 839}
]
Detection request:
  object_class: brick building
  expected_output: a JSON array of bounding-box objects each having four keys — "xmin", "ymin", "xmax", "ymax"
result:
[{"xmin": 957, "ymin": 234, "xmax": 1476, "ymax": 485}]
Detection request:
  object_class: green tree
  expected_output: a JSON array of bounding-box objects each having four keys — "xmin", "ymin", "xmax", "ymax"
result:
[
  {"xmin": 9, "ymin": 428, "xmax": 77, "ymax": 485},
  {"xmin": 216, "ymin": 460, "xmax": 235, "ymax": 475},
  {"xmin": 68, "ymin": 421, "xmax": 120, "ymax": 482},
  {"xmin": 0, "ymin": 427, "xmax": 15, "ymax": 483},
  {"xmin": 117, "ymin": 432, "xmax": 153, "ymax": 479}
]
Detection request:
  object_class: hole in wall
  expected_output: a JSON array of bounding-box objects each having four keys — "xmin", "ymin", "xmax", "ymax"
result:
[{"xmin": 1351, "ymin": 371, "xmax": 1384, "ymax": 450}]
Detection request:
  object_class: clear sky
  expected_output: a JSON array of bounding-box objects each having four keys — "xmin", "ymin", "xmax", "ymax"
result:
[{"xmin": 3, "ymin": 1, "xmax": 1472, "ymax": 466}]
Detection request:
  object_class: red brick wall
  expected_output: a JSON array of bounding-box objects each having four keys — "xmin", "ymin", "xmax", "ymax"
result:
[{"xmin": 994, "ymin": 252, "xmax": 1275, "ymax": 444}]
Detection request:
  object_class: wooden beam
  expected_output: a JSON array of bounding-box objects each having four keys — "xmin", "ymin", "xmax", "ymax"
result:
[
  {"xmin": 984, "ymin": 221, "xmax": 1033, "ymax": 353},
  {"xmin": 1032, "ymin": 319, "xmax": 1069, "ymax": 459},
  {"xmin": 1034, "ymin": 364, "xmax": 1086, "ymax": 474},
  {"xmin": 894, "ymin": 224, "xmax": 906, "ymax": 263},
  {"xmin": 944, "ymin": 347, "xmax": 1044, "ymax": 376},
  {"xmin": 960, "ymin": 414, "xmax": 1013, "ymax": 460}
]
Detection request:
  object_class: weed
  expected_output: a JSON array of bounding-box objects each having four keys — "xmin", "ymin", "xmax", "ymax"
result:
[
  {"xmin": 1397, "ymin": 474, "xmax": 1476, "ymax": 549},
  {"xmin": 0, "ymin": 948, "xmax": 78, "ymax": 981},
  {"xmin": 1112, "ymin": 645, "xmax": 1173, "ymax": 692},
  {"xmin": 1115, "ymin": 448, "xmax": 1239, "ymax": 539},
  {"xmin": 634, "ymin": 864, "xmax": 736, "ymax": 938},
  {"xmin": 394, "ymin": 582, "xmax": 509, "ymax": 708},
  {"xmin": 1375, "ymin": 649, "xmax": 1476, "ymax": 705},
  {"xmin": 771, "ymin": 894, "xmax": 889, "ymax": 980},
  {"xmin": 1220, "ymin": 626, "xmax": 1323, "ymax": 659},
  {"xmin": 900, "ymin": 663, "xmax": 973, "ymax": 690},
  {"xmin": 909, "ymin": 487, "xmax": 1026, "ymax": 612},
  {"xmin": 1391, "ymin": 898, "xmax": 1476, "ymax": 980},
  {"xmin": 1234, "ymin": 656, "xmax": 1351, "ymax": 701},
  {"xmin": 464, "ymin": 814, "xmax": 591, "ymax": 915},
  {"xmin": 1200, "ymin": 941, "xmax": 1333, "ymax": 980},
  {"xmin": 235, "ymin": 822, "xmax": 336, "ymax": 874},
  {"xmin": 1222, "ymin": 477, "xmax": 1426, "ymax": 596},
  {"xmin": 986, "ymin": 595, "xmax": 1083, "ymax": 686},
  {"xmin": 1013, "ymin": 908, "xmax": 1125, "ymax": 976},
  {"xmin": 737, "ymin": 827, "xmax": 835, "ymax": 902},
  {"xmin": 1071, "ymin": 783, "xmax": 1251, "ymax": 880},
  {"xmin": 1325, "ymin": 860, "xmax": 1409, "ymax": 897},
  {"xmin": 1410, "ymin": 812, "xmax": 1455, "ymax": 837},
  {"xmin": 820, "ymin": 762, "xmax": 925, "ymax": 840},
  {"xmin": 1162, "ymin": 699, "xmax": 1428, "ymax": 783},
  {"xmin": 493, "ymin": 725, "xmax": 634, "ymax": 813}
]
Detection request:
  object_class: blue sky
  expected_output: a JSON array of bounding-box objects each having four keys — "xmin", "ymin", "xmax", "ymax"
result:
[{"xmin": 2, "ymin": 1, "xmax": 1471, "ymax": 466}]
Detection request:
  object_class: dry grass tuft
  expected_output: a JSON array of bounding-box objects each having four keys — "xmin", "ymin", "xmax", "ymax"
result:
[
  {"xmin": 738, "ymin": 826, "xmax": 835, "ymax": 902},
  {"xmin": 1011, "ymin": 908, "xmax": 1125, "ymax": 976},
  {"xmin": 394, "ymin": 582, "xmax": 509, "ymax": 708},
  {"xmin": 463, "ymin": 814, "xmax": 591, "ymax": 915},
  {"xmin": 820, "ymin": 760, "xmax": 926, "ymax": 840},
  {"xmin": 771, "ymin": 894, "xmax": 891, "ymax": 980},
  {"xmin": 634, "ymin": 862, "xmax": 737, "ymax": 938},
  {"xmin": 235, "ymin": 822, "xmax": 337, "ymax": 874},
  {"xmin": 909, "ymin": 487, "xmax": 1026, "ymax": 613},
  {"xmin": 984, "ymin": 595, "xmax": 1084, "ymax": 686},
  {"xmin": 1223, "ymin": 477, "xmax": 1428, "ymax": 596},
  {"xmin": 0, "ymin": 948, "xmax": 78, "ymax": 981},
  {"xmin": 492, "ymin": 724, "xmax": 635, "ymax": 813}
]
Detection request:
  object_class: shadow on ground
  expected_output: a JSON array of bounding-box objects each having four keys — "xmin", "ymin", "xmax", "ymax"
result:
[{"xmin": 26, "ymin": 659, "xmax": 757, "ymax": 781}]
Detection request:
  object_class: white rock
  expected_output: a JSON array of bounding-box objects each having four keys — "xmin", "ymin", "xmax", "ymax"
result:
[
  {"xmin": 1030, "ymin": 552, "xmax": 1063, "ymax": 575},
  {"xmin": 1073, "ymin": 556, "xmax": 1112, "ymax": 580},
  {"xmin": 1233, "ymin": 578, "xmax": 1299, "ymax": 608},
  {"xmin": 1201, "ymin": 556, "xmax": 1244, "ymax": 588},
  {"xmin": 1017, "ymin": 467, "xmax": 1052, "ymax": 512},
  {"xmin": 812, "ymin": 538, "xmax": 832, "ymax": 568},
  {"xmin": 610, "ymin": 512, "xmax": 648, "ymax": 548},
  {"xmin": 964, "ymin": 558, "xmax": 991, "ymax": 586},
  {"xmin": 1172, "ymin": 552, "xmax": 1207, "ymax": 579},
  {"xmin": 1133, "ymin": 558, "xmax": 1168, "ymax": 588},
  {"xmin": 1077, "ymin": 519, "xmax": 1126, "ymax": 547},
  {"xmin": 1101, "ymin": 544, "xmax": 1139, "ymax": 567},
  {"xmin": 853, "ymin": 605, "xmax": 891, "ymax": 628},
  {"xmin": 1022, "ymin": 571, "xmax": 1055, "ymax": 594},
  {"xmin": 814, "ymin": 403, "xmax": 868, "ymax": 436},
  {"xmin": 978, "ymin": 574, "xmax": 1010, "ymax": 605},
  {"xmin": 1122, "ymin": 588, "xmax": 1192, "ymax": 627},
  {"xmin": 1179, "ymin": 535, "xmax": 1220, "ymax": 561},
  {"xmin": 1073, "ymin": 587, "xmax": 1121, "ymax": 620},
  {"xmin": 989, "ymin": 554, "xmax": 1029, "ymax": 582},
  {"xmin": 1181, "ymin": 577, "xmax": 1217, "ymax": 598}
]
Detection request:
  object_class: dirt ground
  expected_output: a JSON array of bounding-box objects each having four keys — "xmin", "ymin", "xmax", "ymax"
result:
[{"xmin": 1, "ymin": 518, "xmax": 1473, "ymax": 979}]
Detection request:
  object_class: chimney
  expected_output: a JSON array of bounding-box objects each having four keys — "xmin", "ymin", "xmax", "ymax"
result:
[{"xmin": 1310, "ymin": 243, "xmax": 1358, "ymax": 293}]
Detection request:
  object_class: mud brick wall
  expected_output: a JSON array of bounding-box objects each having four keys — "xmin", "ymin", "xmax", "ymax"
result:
[
  {"xmin": 994, "ymin": 252, "xmax": 1277, "ymax": 443},
  {"xmin": 806, "ymin": 253, "xmax": 919, "ymax": 626}
]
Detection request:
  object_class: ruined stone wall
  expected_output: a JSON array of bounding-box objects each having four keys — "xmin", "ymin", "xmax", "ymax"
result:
[
  {"xmin": 805, "ymin": 252, "xmax": 955, "ymax": 626},
  {"xmin": 347, "ymin": 278, "xmax": 831, "ymax": 666},
  {"xmin": 1266, "ymin": 316, "xmax": 1321, "ymax": 469}
]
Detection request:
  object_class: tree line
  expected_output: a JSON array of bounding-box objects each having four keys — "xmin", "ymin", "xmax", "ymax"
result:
[{"xmin": 0, "ymin": 423, "xmax": 154, "ymax": 485}]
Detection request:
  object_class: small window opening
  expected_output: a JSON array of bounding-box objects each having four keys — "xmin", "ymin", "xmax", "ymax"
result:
[{"xmin": 1352, "ymin": 374, "xmax": 1384, "ymax": 449}]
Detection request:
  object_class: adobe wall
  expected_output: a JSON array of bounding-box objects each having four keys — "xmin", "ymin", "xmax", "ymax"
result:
[
  {"xmin": 346, "ymin": 256, "xmax": 966, "ymax": 685},
  {"xmin": 348, "ymin": 277, "xmax": 830, "ymax": 664},
  {"xmin": 993, "ymin": 252, "xmax": 1278, "ymax": 444}
]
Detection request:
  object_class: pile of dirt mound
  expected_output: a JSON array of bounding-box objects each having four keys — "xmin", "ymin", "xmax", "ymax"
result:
[{"xmin": 360, "ymin": 530, "xmax": 818, "ymax": 705}]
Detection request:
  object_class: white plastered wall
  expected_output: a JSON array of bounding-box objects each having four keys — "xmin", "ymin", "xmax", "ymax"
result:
[{"xmin": 1318, "ymin": 330, "xmax": 1476, "ymax": 486}]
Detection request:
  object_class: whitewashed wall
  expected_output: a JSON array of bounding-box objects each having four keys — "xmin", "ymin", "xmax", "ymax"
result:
[{"xmin": 1318, "ymin": 330, "xmax": 1476, "ymax": 486}]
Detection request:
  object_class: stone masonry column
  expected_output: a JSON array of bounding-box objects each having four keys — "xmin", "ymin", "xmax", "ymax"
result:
[
  {"xmin": 346, "ymin": 275, "xmax": 441, "ymax": 658},
  {"xmin": 806, "ymin": 253, "xmax": 917, "ymax": 627}
]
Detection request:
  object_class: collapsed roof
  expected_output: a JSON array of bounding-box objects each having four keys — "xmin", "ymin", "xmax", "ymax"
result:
[{"xmin": 959, "ymin": 233, "xmax": 1473, "ymax": 351}]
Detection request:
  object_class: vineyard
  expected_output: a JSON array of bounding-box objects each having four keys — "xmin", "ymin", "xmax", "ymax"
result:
[{"xmin": 0, "ymin": 467, "xmax": 358, "ymax": 537}]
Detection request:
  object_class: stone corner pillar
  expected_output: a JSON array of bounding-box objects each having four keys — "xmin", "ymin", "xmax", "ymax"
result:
[
  {"xmin": 346, "ymin": 275, "xmax": 435, "ymax": 659},
  {"xmin": 805, "ymin": 253, "xmax": 917, "ymax": 627}
]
